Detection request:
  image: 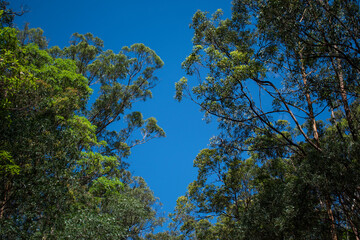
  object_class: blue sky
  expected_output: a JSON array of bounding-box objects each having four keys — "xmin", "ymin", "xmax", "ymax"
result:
[{"xmin": 11, "ymin": 0, "xmax": 232, "ymax": 217}]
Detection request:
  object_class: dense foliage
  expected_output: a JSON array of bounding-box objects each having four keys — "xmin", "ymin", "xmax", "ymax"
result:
[
  {"xmin": 173, "ymin": 0, "xmax": 360, "ymax": 239},
  {"xmin": 0, "ymin": 4, "xmax": 165, "ymax": 239},
  {"xmin": 1, "ymin": 0, "xmax": 360, "ymax": 239}
]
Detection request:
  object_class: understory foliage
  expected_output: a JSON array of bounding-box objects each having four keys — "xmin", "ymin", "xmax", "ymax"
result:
[
  {"xmin": 171, "ymin": 0, "xmax": 360, "ymax": 239},
  {"xmin": 0, "ymin": 3, "xmax": 165, "ymax": 239}
]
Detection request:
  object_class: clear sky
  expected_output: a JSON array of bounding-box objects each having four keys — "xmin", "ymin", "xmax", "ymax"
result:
[{"xmin": 11, "ymin": 0, "xmax": 232, "ymax": 218}]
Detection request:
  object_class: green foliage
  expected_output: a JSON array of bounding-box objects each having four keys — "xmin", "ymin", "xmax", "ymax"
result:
[
  {"xmin": 0, "ymin": 12, "xmax": 165, "ymax": 239},
  {"xmin": 175, "ymin": 77, "xmax": 188, "ymax": 102},
  {"xmin": 0, "ymin": 150, "xmax": 19, "ymax": 175},
  {"xmin": 60, "ymin": 210, "xmax": 127, "ymax": 239},
  {"xmin": 172, "ymin": 1, "xmax": 360, "ymax": 239}
]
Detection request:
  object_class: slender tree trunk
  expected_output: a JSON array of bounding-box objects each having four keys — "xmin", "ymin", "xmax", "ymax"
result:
[
  {"xmin": 330, "ymin": 106, "xmax": 346, "ymax": 142},
  {"xmin": 330, "ymin": 51, "xmax": 358, "ymax": 141},
  {"xmin": 339, "ymin": 194, "xmax": 360, "ymax": 240},
  {"xmin": 299, "ymin": 52, "xmax": 320, "ymax": 144},
  {"xmin": 0, "ymin": 181, "xmax": 10, "ymax": 219},
  {"xmin": 318, "ymin": 0, "xmax": 358, "ymax": 141},
  {"xmin": 336, "ymin": 59, "xmax": 357, "ymax": 141},
  {"xmin": 325, "ymin": 196, "xmax": 338, "ymax": 240}
]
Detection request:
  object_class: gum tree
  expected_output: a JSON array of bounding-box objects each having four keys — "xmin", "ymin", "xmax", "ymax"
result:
[
  {"xmin": 0, "ymin": 7, "xmax": 165, "ymax": 238},
  {"xmin": 174, "ymin": 1, "xmax": 360, "ymax": 239}
]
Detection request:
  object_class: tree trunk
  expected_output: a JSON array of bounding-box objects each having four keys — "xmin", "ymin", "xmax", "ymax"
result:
[
  {"xmin": 325, "ymin": 196, "xmax": 338, "ymax": 240},
  {"xmin": 299, "ymin": 52, "xmax": 320, "ymax": 145},
  {"xmin": 0, "ymin": 181, "xmax": 11, "ymax": 219},
  {"xmin": 330, "ymin": 50, "xmax": 358, "ymax": 141}
]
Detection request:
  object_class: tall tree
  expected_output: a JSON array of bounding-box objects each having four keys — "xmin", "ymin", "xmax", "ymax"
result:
[
  {"xmin": 174, "ymin": 1, "xmax": 360, "ymax": 239},
  {"xmin": 0, "ymin": 10, "xmax": 165, "ymax": 239},
  {"xmin": 0, "ymin": 19, "xmax": 93, "ymax": 238}
]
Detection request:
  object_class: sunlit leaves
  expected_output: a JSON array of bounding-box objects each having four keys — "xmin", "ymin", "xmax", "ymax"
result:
[
  {"xmin": 0, "ymin": 17, "xmax": 166, "ymax": 238},
  {"xmin": 171, "ymin": 1, "xmax": 360, "ymax": 239},
  {"xmin": 0, "ymin": 150, "xmax": 20, "ymax": 175}
]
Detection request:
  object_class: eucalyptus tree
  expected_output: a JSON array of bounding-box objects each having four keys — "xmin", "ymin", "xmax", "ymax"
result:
[
  {"xmin": 174, "ymin": 0, "xmax": 360, "ymax": 239},
  {"xmin": 0, "ymin": 8, "xmax": 165, "ymax": 239},
  {"xmin": 0, "ymin": 19, "xmax": 93, "ymax": 238},
  {"xmin": 54, "ymin": 32, "xmax": 165, "ymax": 168},
  {"xmin": 54, "ymin": 32, "xmax": 166, "ymax": 239}
]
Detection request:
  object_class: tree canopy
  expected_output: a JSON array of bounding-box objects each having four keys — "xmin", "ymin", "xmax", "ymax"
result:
[
  {"xmin": 173, "ymin": 0, "xmax": 360, "ymax": 239},
  {"xmin": 1, "ymin": 0, "xmax": 360, "ymax": 239},
  {"xmin": 0, "ymin": 3, "xmax": 165, "ymax": 238}
]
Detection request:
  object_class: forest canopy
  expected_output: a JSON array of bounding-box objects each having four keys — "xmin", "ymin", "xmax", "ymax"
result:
[
  {"xmin": 0, "ymin": 2, "xmax": 165, "ymax": 238},
  {"xmin": 171, "ymin": 0, "xmax": 360, "ymax": 239},
  {"xmin": 1, "ymin": 0, "xmax": 360, "ymax": 239}
]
